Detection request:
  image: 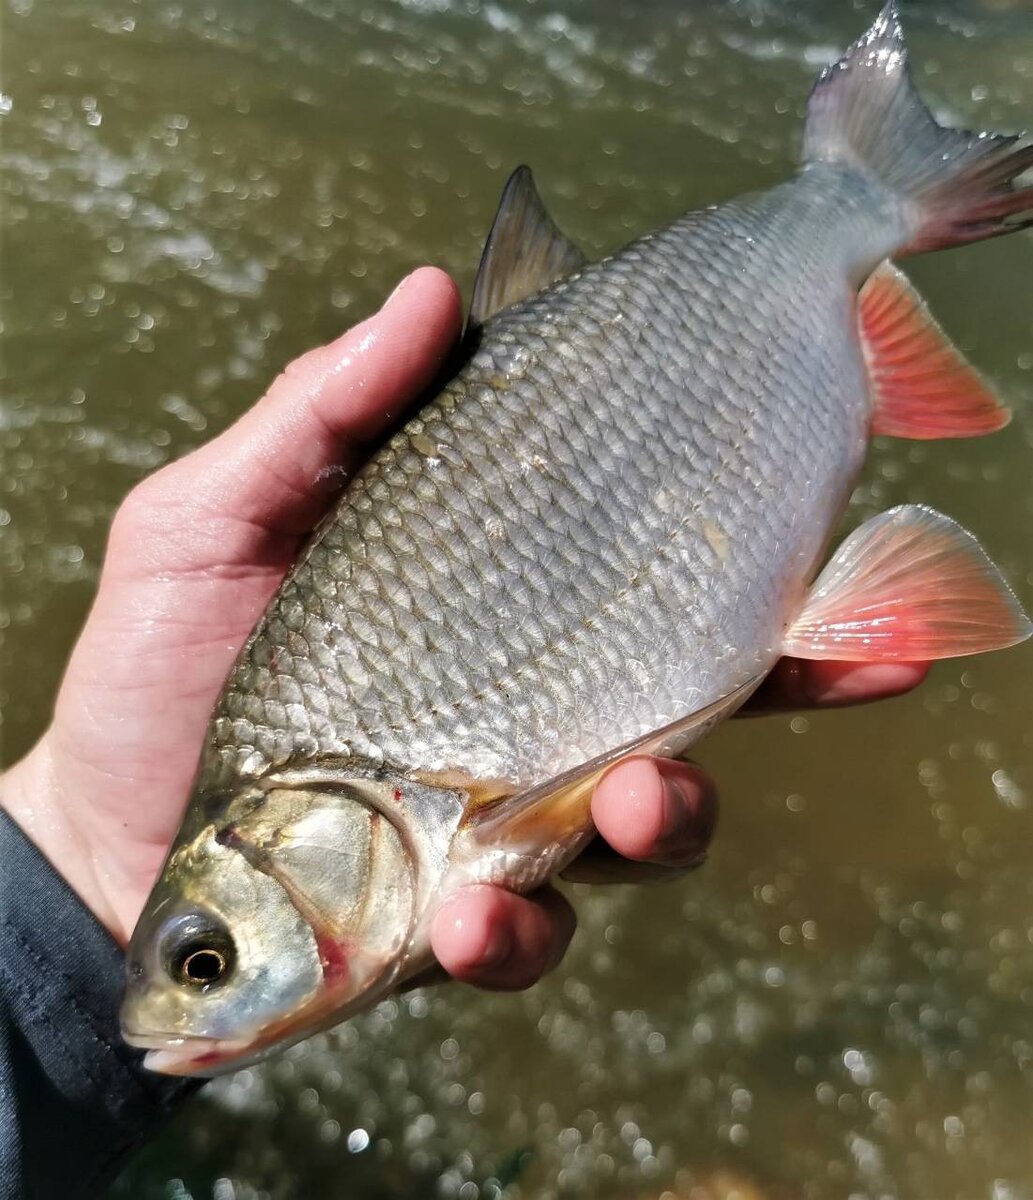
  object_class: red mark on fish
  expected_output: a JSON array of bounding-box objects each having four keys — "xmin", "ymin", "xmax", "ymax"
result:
[{"xmin": 315, "ymin": 934, "xmax": 350, "ymax": 983}]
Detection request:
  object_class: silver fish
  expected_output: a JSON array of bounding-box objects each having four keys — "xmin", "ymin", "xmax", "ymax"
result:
[{"xmin": 122, "ymin": 3, "xmax": 1032, "ymax": 1075}]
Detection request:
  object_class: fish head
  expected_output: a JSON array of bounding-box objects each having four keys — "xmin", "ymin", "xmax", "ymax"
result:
[{"xmin": 121, "ymin": 771, "xmax": 450, "ymax": 1076}]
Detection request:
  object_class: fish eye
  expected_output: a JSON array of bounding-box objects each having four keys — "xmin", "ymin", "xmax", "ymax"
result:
[{"xmin": 159, "ymin": 912, "xmax": 236, "ymax": 991}]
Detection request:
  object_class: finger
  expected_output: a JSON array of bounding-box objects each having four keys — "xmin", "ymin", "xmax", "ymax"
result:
[
  {"xmin": 146, "ymin": 266, "xmax": 462, "ymax": 538},
  {"xmin": 742, "ymin": 657, "xmax": 930, "ymax": 714},
  {"xmin": 430, "ymin": 884, "xmax": 576, "ymax": 992},
  {"xmin": 589, "ymin": 756, "xmax": 716, "ymax": 868}
]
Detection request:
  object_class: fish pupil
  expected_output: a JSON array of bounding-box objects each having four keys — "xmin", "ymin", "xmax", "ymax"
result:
[{"xmin": 179, "ymin": 947, "xmax": 228, "ymax": 985}]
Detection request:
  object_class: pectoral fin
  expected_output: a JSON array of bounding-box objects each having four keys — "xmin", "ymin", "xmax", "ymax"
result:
[
  {"xmin": 461, "ymin": 676, "xmax": 762, "ymax": 865},
  {"xmin": 860, "ymin": 262, "xmax": 1010, "ymax": 439},
  {"xmin": 467, "ymin": 165, "xmax": 586, "ymax": 334},
  {"xmin": 784, "ymin": 504, "xmax": 1031, "ymax": 661}
]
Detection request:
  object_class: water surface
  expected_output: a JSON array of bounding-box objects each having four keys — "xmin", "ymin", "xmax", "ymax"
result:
[{"xmin": 2, "ymin": 0, "xmax": 1032, "ymax": 1196}]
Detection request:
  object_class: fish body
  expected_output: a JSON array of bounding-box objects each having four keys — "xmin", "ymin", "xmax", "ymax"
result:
[
  {"xmin": 208, "ymin": 166, "xmax": 892, "ymax": 796},
  {"xmin": 123, "ymin": 4, "xmax": 1032, "ymax": 1075}
]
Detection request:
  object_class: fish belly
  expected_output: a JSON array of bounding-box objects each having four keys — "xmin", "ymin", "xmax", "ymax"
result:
[{"xmin": 205, "ymin": 167, "xmax": 897, "ymax": 794}]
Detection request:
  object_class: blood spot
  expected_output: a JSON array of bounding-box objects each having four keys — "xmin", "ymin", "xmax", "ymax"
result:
[{"xmin": 315, "ymin": 934, "xmax": 350, "ymax": 983}]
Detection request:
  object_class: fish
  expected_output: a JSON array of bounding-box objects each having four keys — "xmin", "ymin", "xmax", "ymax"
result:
[{"xmin": 121, "ymin": 3, "xmax": 1033, "ymax": 1076}]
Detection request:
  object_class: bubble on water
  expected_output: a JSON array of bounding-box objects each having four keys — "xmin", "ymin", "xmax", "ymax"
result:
[
  {"xmin": 346, "ymin": 1127, "xmax": 370, "ymax": 1152},
  {"xmin": 991, "ymin": 768, "xmax": 1026, "ymax": 809}
]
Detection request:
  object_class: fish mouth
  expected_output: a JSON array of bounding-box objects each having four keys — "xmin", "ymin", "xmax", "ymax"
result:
[{"xmin": 122, "ymin": 1027, "xmax": 252, "ymax": 1076}]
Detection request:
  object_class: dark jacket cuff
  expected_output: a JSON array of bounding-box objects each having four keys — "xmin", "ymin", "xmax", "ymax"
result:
[{"xmin": 0, "ymin": 808, "xmax": 199, "ymax": 1199}]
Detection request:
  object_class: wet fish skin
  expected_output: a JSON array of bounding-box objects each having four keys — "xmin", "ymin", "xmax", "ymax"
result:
[
  {"xmin": 126, "ymin": 170, "xmax": 893, "ymax": 1075},
  {"xmin": 207, "ymin": 167, "xmax": 896, "ymax": 797},
  {"xmin": 129, "ymin": 170, "xmax": 896, "ymax": 1074}
]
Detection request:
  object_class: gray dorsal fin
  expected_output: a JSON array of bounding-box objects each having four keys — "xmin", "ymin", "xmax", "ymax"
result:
[{"xmin": 467, "ymin": 165, "xmax": 586, "ymax": 332}]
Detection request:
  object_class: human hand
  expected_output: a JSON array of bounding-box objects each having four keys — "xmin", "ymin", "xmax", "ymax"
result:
[{"xmin": 0, "ymin": 267, "xmax": 927, "ymax": 994}]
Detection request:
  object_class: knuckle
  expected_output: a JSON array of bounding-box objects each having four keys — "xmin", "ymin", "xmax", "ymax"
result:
[
  {"xmin": 110, "ymin": 475, "xmax": 161, "ymax": 540},
  {"xmin": 278, "ymin": 348, "xmax": 322, "ymax": 390},
  {"xmin": 262, "ymin": 359, "xmax": 321, "ymax": 420},
  {"xmin": 108, "ymin": 463, "xmax": 197, "ymax": 562},
  {"xmin": 113, "ymin": 466, "xmax": 179, "ymax": 529}
]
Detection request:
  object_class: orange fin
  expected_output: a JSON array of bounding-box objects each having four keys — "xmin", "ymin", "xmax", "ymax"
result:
[
  {"xmin": 784, "ymin": 505, "xmax": 1031, "ymax": 661},
  {"xmin": 859, "ymin": 262, "xmax": 1010, "ymax": 439}
]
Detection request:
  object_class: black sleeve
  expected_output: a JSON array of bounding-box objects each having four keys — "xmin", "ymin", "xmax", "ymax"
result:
[{"xmin": 0, "ymin": 810, "xmax": 200, "ymax": 1200}]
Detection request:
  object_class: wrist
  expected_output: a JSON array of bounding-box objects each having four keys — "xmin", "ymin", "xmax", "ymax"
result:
[{"xmin": 0, "ymin": 736, "xmax": 125, "ymax": 943}]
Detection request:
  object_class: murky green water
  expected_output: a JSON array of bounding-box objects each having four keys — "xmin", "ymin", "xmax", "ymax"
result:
[{"xmin": 3, "ymin": 0, "xmax": 1032, "ymax": 1196}]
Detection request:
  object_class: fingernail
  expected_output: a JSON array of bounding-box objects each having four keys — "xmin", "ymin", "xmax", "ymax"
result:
[{"xmin": 477, "ymin": 925, "xmax": 510, "ymax": 969}]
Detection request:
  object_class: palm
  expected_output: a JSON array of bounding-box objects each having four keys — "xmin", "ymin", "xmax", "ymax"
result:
[{"xmin": 53, "ymin": 518, "xmax": 304, "ymax": 922}]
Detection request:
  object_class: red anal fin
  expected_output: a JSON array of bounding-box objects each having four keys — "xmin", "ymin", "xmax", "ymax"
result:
[
  {"xmin": 859, "ymin": 262, "xmax": 1010, "ymax": 439},
  {"xmin": 784, "ymin": 505, "xmax": 1031, "ymax": 661}
]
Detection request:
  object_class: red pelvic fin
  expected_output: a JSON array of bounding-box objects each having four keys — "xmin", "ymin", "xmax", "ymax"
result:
[
  {"xmin": 860, "ymin": 262, "xmax": 1010, "ymax": 439},
  {"xmin": 783, "ymin": 505, "xmax": 1031, "ymax": 661}
]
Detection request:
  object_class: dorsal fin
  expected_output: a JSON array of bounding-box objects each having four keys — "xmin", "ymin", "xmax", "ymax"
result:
[{"xmin": 467, "ymin": 165, "xmax": 586, "ymax": 333}]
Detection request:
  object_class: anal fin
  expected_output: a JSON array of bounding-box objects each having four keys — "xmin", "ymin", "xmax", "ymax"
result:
[
  {"xmin": 860, "ymin": 262, "xmax": 1010, "ymax": 439},
  {"xmin": 784, "ymin": 504, "xmax": 1031, "ymax": 661}
]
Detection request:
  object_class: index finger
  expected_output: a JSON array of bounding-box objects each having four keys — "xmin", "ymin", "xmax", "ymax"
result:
[{"xmin": 150, "ymin": 266, "xmax": 462, "ymax": 539}]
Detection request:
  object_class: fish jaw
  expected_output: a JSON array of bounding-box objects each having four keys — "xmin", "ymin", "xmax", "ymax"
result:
[
  {"xmin": 144, "ymin": 1045, "xmax": 233, "ymax": 1076},
  {"xmin": 126, "ymin": 941, "xmax": 430, "ymax": 1077},
  {"xmin": 122, "ymin": 1027, "xmax": 254, "ymax": 1077}
]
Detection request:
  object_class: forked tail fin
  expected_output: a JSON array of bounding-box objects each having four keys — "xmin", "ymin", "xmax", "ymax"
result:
[{"xmin": 803, "ymin": 2, "xmax": 1033, "ymax": 253}]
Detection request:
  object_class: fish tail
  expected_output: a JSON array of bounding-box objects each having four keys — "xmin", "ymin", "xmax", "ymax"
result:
[{"xmin": 803, "ymin": 1, "xmax": 1033, "ymax": 254}]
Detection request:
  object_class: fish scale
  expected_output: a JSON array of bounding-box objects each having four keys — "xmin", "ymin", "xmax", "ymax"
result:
[{"xmin": 205, "ymin": 167, "xmax": 893, "ymax": 792}]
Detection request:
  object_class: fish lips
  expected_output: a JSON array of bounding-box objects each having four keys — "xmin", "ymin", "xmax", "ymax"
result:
[{"xmin": 121, "ymin": 1026, "xmax": 254, "ymax": 1076}]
